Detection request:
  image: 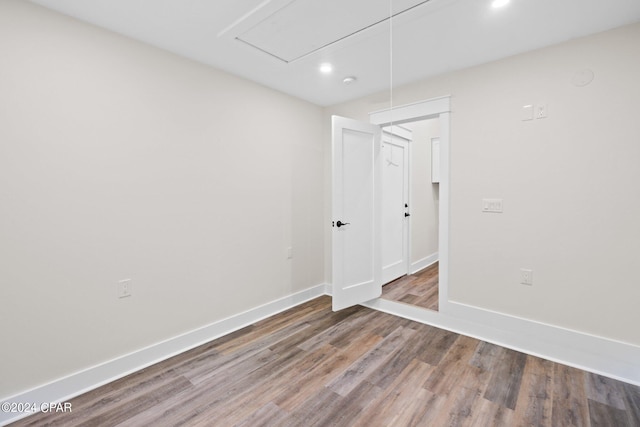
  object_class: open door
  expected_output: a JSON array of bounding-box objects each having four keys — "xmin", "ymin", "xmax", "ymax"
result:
[
  {"xmin": 331, "ymin": 115, "xmax": 382, "ymax": 311},
  {"xmin": 381, "ymin": 130, "xmax": 410, "ymax": 285}
]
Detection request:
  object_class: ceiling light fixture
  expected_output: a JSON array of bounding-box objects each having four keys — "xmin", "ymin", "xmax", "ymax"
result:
[
  {"xmin": 343, "ymin": 76, "xmax": 357, "ymax": 85},
  {"xmin": 491, "ymin": 0, "xmax": 510, "ymax": 8},
  {"xmin": 319, "ymin": 63, "xmax": 333, "ymax": 74}
]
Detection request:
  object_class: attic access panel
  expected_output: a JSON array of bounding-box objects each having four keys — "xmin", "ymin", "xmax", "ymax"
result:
[{"xmin": 237, "ymin": 0, "xmax": 430, "ymax": 63}]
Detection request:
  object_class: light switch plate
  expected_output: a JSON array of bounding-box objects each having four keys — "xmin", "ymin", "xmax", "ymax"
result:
[
  {"xmin": 482, "ymin": 199, "xmax": 503, "ymax": 213},
  {"xmin": 522, "ymin": 104, "xmax": 534, "ymax": 121}
]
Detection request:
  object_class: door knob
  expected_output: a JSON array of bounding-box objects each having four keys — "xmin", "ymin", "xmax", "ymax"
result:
[
  {"xmin": 336, "ymin": 220, "xmax": 350, "ymax": 227},
  {"xmin": 404, "ymin": 213, "xmax": 410, "ymax": 217}
]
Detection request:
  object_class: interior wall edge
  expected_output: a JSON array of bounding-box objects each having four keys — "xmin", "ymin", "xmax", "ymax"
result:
[{"xmin": 0, "ymin": 284, "xmax": 328, "ymax": 427}]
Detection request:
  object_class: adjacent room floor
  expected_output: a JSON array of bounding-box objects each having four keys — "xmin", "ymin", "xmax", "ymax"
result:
[
  {"xmin": 382, "ymin": 262, "xmax": 439, "ymax": 311},
  {"xmin": 11, "ymin": 295, "xmax": 640, "ymax": 426}
]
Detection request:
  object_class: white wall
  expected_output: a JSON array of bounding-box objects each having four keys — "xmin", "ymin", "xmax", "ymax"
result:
[
  {"xmin": 0, "ymin": 0, "xmax": 324, "ymax": 398},
  {"xmin": 407, "ymin": 119, "xmax": 439, "ymax": 267},
  {"xmin": 327, "ymin": 22, "xmax": 640, "ymax": 347}
]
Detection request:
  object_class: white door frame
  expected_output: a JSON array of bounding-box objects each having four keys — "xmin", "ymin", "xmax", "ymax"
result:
[{"xmin": 369, "ymin": 96, "xmax": 451, "ymax": 311}]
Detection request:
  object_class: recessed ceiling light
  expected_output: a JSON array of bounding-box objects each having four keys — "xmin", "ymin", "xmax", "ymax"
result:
[
  {"xmin": 491, "ymin": 0, "xmax": 510, "ymax": 8},
  {"xmin": 319, "ymin": 63, "xmax": 333, "ymax": 74}
]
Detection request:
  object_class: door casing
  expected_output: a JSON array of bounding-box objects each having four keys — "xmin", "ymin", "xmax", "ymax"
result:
[{"xmin": 369, "ymin": 96, "xmax": 451, "ymax": 311}]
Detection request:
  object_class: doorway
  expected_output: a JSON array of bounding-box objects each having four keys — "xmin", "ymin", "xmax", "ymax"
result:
[
  {"xmin": 369, "ymin": 96, "xmax": 451, "ymax": 313},
  {"xmin": 331, "ymin": 96, "xmax": 450, "ymax": 313},
  {"xmin": 381, "ymin": 117, "xmax": 441, "ymax": 311}
]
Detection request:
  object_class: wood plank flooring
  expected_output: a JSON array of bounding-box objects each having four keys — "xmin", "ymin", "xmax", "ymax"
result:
[
  {"xmin": 382, "ymin": 262, "xmax": 439, "ymax": 311},
  {"xmin": 10, "ymin": 296, "xmax": 640, "ymax": 427}
]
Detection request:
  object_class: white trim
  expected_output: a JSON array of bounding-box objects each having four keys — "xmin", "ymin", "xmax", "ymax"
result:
[
  {"xmin": 324, "ymin": 283, "xmax": 333, "ymax": 296},
  {"xmin": 369, "ymin": 96, "xmax": 451, "ymax": 125},
  {"xmin": 0, "ymin": 284, "xmax": 328, "ymax": 426},
  {"xmin": 362, "ymin": 298, "xmax": 640, "ymax": 387},
  {"xmin": 437, "ymin": 111, "xmax": 450, "ymax": 310},
  {"xmin": 409, "ymin": 252, "xmax": 439, "ymax": 274},
  {"xmin": 382, "ymin": 125, "xmax": 412, "ymax": 141}
]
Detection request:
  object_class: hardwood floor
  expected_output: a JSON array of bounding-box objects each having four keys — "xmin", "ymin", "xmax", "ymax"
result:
[
  {"xmin": 382, "ymin": 262, "xmax": 439, "ymax": 311},
  {"xmin": 11, "ymin": 296, "xmax": 640, "ymax": 427}
]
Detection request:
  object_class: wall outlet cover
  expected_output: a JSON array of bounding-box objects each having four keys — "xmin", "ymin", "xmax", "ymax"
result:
[
  {"xmin": 520, "ymin": 269, "xmax": 533, "ymax": 286},
  {"xmin": 536, "ymin": 104, "xmax": 548, "ymax": 119},
  {"xmin": 118, "ymin": 279, "xmax": 132, "ymax": 298}
]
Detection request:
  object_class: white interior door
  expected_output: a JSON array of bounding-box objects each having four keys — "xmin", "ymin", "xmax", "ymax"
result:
[
  {"xmin": 331, "ymin": 115, "xmax": 382, "ymax": 311},
  {"xmin": 381, "ymin": 132, "xmax": 410, "ymax": 284}
]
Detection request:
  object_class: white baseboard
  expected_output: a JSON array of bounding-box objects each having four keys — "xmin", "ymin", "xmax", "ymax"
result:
[
  {"xmin": 6, "ymin": 281, "xmax": 638, "ymax": 427},
  {"xmin": 363, "ymin": 298, "xmax": 640, "ymax": 387},
  {"xmin": 410, "ymin": 252, "xmax": 438, "ymax": 274},
  {"xmin": 323, "ymin": 282, "xmax": 333, "ymax": 296},
  {"xmin": 0, "ymin": 284, "xmax": 329, "ymax": 426}
]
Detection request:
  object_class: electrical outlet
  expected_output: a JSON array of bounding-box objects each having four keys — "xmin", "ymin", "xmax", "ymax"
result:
[
  {"xmin": 536, "ymin": 104, "xmax": 547, "ymax": 119},
  {"xmin": 117, "ymin": 279, "xmax": 132, "ymax": 298},
  {"xmin": 520, "ymin": 269, "xmax": 533, "ymax": 286},
  {"xmin": 286, "ymin": 247, "xmax": 293, "ymax": 259}
]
